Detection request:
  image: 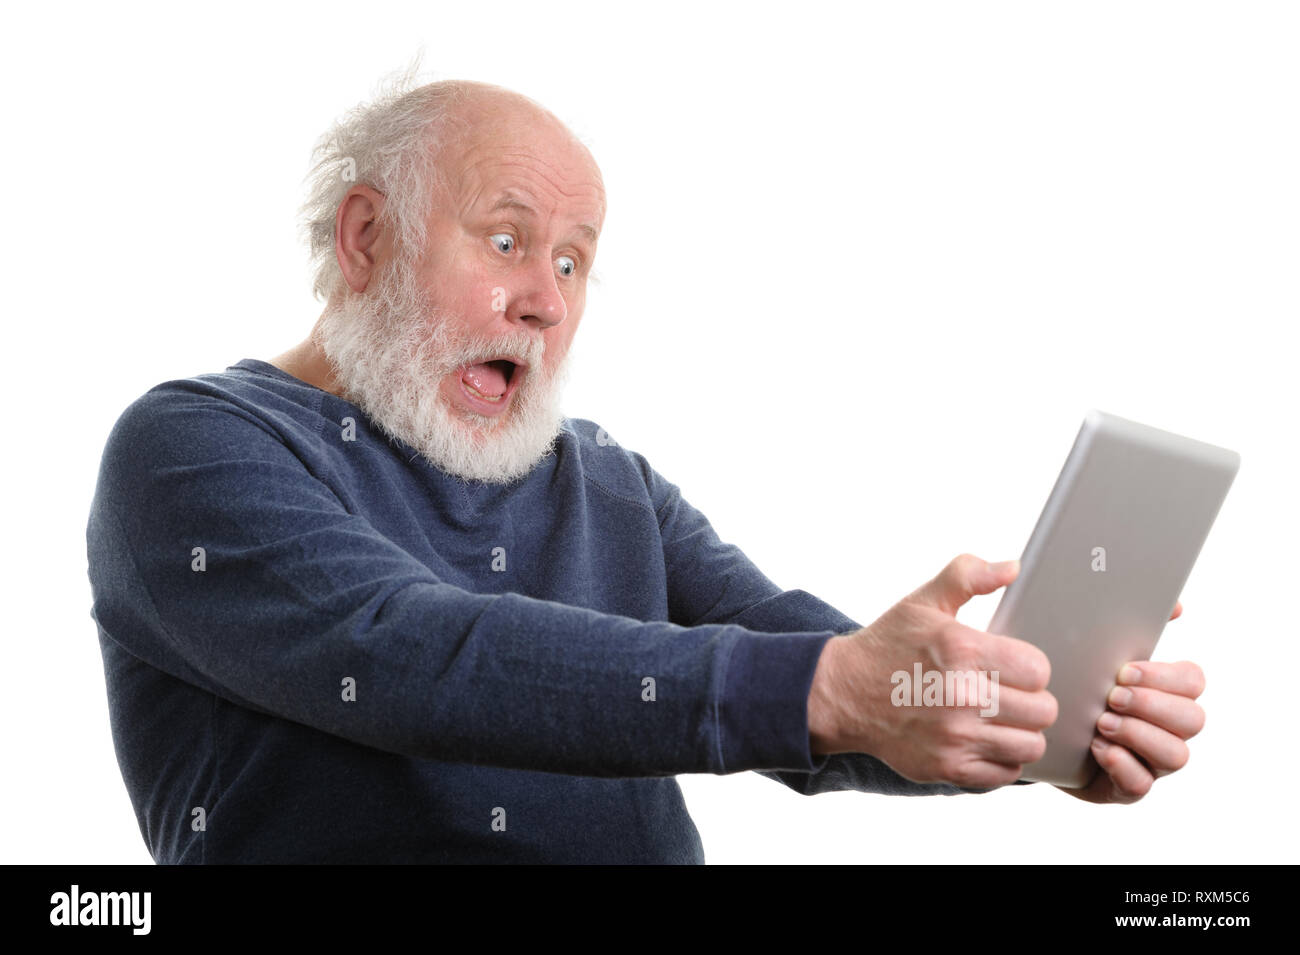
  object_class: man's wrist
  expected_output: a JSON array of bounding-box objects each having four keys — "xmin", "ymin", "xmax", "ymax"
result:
[{"xmin": 808, "ymin": 634, "xmax": 854, "ymax": 756}]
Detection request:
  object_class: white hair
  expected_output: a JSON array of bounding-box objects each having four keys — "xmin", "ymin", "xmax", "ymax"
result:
[{"xmin": 298, "ymin": 64, "xmax": 472, "ymax": 304}]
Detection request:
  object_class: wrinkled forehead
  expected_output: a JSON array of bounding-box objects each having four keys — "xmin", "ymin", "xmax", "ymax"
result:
[{"xmin": 438, "ymin": 103, "xmax": 606, "ymax": 227}]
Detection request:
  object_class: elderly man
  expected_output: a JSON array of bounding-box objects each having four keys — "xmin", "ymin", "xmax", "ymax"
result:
[{"xmin": 86, "ymin": 78, "xmax": 1205, "ymax": 864}]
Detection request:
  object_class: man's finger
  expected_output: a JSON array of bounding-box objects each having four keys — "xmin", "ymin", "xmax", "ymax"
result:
[
  {"xmin": 1106, "ymin": 684, "xmax": 1206, "ymax": 739},
  {"xmin": 972, "ymin": 723, "xmax": 1049, "ymax": 767},
  {"xmin": 1095, "ymin": 712, "xmax": 1191, "ymax": 776},
  {"xmin": 980, "ymin": 683, "xmax": 1058, "ymax": 730},
  {"xmin": 1089, "ymin": 737, "xmax": 1155, "ymax": 801},
  {"xmin": 913, "ymin": 554, "xmax": 1019, "ymax": 616},
  {"xmin": 1117, "ymin": 660, "xmax": 1206, "ymax": 698},
  {"xmin": 943, "ymin": 622, "xmax": 1051, "ymax": 691}
]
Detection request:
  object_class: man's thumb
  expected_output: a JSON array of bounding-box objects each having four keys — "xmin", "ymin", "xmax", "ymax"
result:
[{"xmin": 914, "ymin": 554, "xmax": 1019, "ymax": 616}]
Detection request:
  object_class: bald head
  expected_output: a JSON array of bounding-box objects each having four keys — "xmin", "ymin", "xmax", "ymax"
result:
[
  {"xmin": 439, "ymin": 80, "xmax": 579, "ymax": 138},
  {"xmin": 429, "ymin": 81, "xmax": 605, "ymax": 225}
]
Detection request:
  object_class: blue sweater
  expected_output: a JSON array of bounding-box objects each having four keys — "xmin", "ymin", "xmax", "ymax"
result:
[{"xmin": 86, "ymin": 358, "xmax": 969, "ymax": 864}]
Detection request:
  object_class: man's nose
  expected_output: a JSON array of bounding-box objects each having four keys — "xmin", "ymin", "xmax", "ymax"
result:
[{"xmin": 510, "ymin": 256, "xmax": 568, "ymax": 329}]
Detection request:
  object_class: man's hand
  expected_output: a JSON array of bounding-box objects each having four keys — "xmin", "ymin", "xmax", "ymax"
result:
[
  {"xmin": 806, "ymin": 555, "xmax": 1205, "ymax": 799},
  {"xmin": 807, "ymin": 554, "xmax": 1057, "ymax": 789},
  {"xmin": 1061, "ymin": 627, "xmax": 1206, "ymax": 804}
]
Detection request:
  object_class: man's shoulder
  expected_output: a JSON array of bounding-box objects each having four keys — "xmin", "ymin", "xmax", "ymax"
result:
[
  {"xmin": 111, "ymin": 360, "xmax": 326, "ymax": 438},
  {"xmin": 128, "ymin": 359, "xmax": 322, "ymax": 419},
  {"xmin": 560, "ymin": 416, "xmax": 665, "ymax": 511},
  {"xmin": 97, "ymin": 360, "xmax": 326, "ymax": 486},
  {"xmin": 561, "ymin": 416, "xmax": 626, "ymax": 453}
]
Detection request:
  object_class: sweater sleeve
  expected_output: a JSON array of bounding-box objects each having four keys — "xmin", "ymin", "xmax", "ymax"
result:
[
  {"xmin": 85, "ymin": 387, "xmax": 836, "ymax": 780},
  {"xmin": 639, "ymin": 455, "xmax": 988, "ymax": 796}
]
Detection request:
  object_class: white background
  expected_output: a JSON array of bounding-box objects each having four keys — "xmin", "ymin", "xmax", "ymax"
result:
[{"xmin": 2, "ymin": 0, "xmax": 1295, "ymax": 864}]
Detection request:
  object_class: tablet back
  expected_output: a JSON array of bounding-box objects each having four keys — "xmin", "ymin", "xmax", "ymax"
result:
[{"xmin": 987, "ymin": 410, "xmax": 1239, "ymax": 787}]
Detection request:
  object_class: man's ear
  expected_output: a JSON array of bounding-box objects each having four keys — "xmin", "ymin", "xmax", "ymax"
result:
[{"xmin": 334, "ymin": 185, "xmax": 390, "ymax": 294}]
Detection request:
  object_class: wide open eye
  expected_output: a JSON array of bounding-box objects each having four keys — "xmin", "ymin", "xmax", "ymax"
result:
[
  {"xmin": 556, "ymin": 255, "xmax": 576, "ymax": 277},
  {"xmin": 490, "ymin": 233, "xmax": 515, "ymax": 254}
]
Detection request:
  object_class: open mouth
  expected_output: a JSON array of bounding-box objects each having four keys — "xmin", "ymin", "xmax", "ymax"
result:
[{"xmin": 459, "ymin": 357, "xmax": 527, "ymax": 410}]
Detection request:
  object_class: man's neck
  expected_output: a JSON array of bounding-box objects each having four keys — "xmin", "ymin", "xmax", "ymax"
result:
[{"xmin": 269, "ymin": 320, "xmax": 345, "ymax": 397}]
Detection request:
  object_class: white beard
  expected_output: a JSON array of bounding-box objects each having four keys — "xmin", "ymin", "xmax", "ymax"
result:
[{"xmin": 312, "ymin": 254, "xmax": 573, "ymax": 485}]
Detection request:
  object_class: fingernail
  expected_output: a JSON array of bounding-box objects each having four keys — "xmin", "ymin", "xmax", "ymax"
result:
[
  {"xmin": 1092, "ymin": 737, "xmax": 1110, "ymax": 753},
  {"xmin": 987, "ymin": 560, "xmax": 1018, "ymax": 575},
  {"xmin": 1109, "ymin": 687, "xmax": 1133, "ymax": 709},
  {"xmin": 1098, "ymin": 712, "xmax": 1121, "ymax": 732},
  {"xmin": 1119, "ymin": 665, "xmax": 1142, "ymax": 685}
]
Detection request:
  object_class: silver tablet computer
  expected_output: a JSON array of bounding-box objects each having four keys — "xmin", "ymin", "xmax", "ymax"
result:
[{"xmin": 986, "ymin": 410, "xmax": 1239, "ymax": 788}]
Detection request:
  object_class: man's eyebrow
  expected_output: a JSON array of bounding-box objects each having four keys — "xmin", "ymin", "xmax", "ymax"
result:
[{"xmin": 487, "ymin": 192, "xmax": 599, "ymax": 246}]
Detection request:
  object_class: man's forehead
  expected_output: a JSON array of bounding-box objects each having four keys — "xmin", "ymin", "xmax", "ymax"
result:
[
  {"xmin": 481, "ymin": 186, "xmax": 602, "ymax": 244},
  {"xmin": 450, "ymin": 144, "xmax": 605, "ymax": 234},
  {"xmin": 436, "ymin": 90, "xmax": 603, "ymax": 218}
]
